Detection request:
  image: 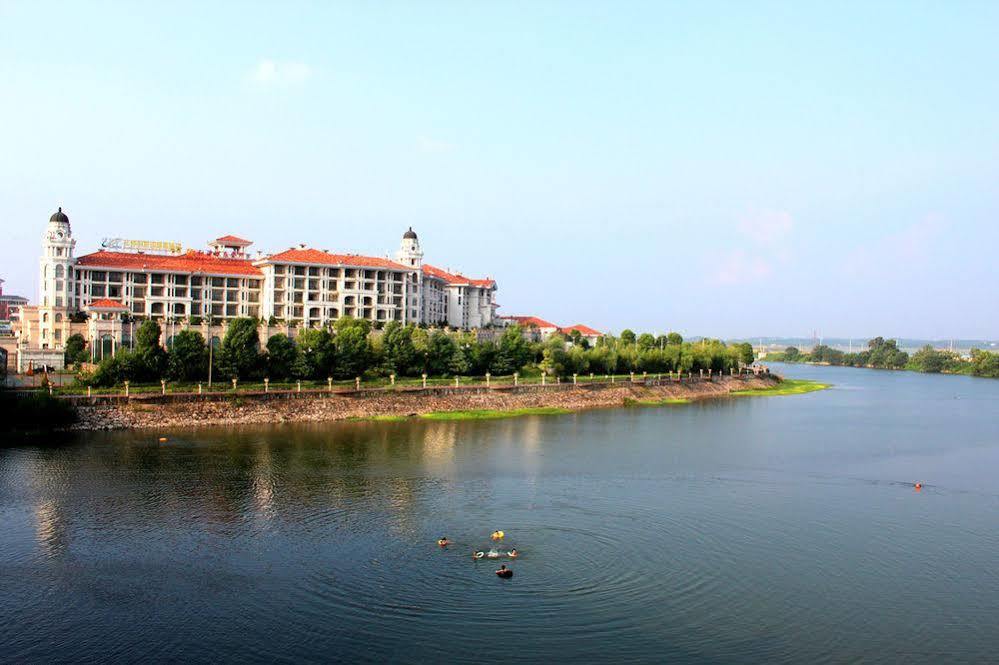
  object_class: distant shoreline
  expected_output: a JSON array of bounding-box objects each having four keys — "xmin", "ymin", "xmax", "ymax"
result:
[{"xmin": 65, "ymin": 374, "xmax": 786, "ymax": 432}]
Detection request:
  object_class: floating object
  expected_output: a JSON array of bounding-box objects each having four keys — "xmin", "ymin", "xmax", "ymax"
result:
[
  {"xmin": 158, "ymin": 437, "xmax": 168, "ymax": 442},
  {"xmin": 507, "ymin": 550, "xmax": 519, "ymax": 558},
  {"xmin": 496, "ymin": 566, "xmax": 513, "ymax": 578},
  {"xmin": 491, "ymin": 530, "xmax": 505, "ymax": 540},
  {"xmin": 486, "ymin": 550, "xmax": 500, "ymax": 559},
  {"xmin": 472, "ymin": 551, "xmax": 485, "ymax": 559},
  {"xmin": 437, "ymin": 538, "xmax": 449, "ymax": 547},
  {"xmin": 914, "ymin": 482, "xmax": 922, "ymax": 491}
]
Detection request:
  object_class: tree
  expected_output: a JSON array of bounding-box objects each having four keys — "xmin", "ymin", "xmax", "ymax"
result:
[
  {"xmin": 424, "ymin": 331, "xmax": 457, "ymax": 375},
  {"xmin": 910, "ymin": 345, "xmax": 946, "ymax": 373},
  {"xmin": 666, "ymin": 332, "xmax": 683, "ymax": 346},
  {"xmin": 134, "ymin": 320, "xmax": 167, "ymax": 380},
  {"xmin": 381, "ymin": 321, "xmax": 418, "ymax": 375},
  {"xmin": 637, "ymin": 333, "xmax": 656, "ymax": 351},
  {"xmin": 265, "ymin": 333, "xmax": 299, "ymax": 380},
  {"xmin": 219, "ymin": 317, "xmax": 262, "ymax": 379},
  {"xmin": 784, "ymin": 346, "xmax": 801, "ymax": 361},
  {"xmin": 620, "ymin": 329, "xmax": 636, "ymax": 346},
  {"xmin": 167, "ymin": 330, "xmax": 207, "ymax": 381},
  {"xmin": 333, "ymin": 317, "xmax": 372, "ymax": 378},
  {"xmin": 736, "ymin": 342, "xmax": 755, "ymax": 366},
  {"xmin": 492, "ymin": 325, "xmax": 531, "ymax": 375},
  {"xmin": 64, "ymin": 333, "xmax": 88, "ymax": 366},
  {"xmin": 297, "ymin": 328, "xmax": 335, "ymax": 379}
]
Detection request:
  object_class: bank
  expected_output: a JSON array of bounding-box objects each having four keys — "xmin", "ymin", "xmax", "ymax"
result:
[{"xmin": 63, "ymin": 374, "xmax": 786, "ymax": 431}]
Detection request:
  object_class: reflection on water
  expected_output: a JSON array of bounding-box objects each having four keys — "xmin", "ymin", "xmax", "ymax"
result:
[{"xmin": 2, "ymin": 364, "xmax": 999, "ymax": 663}]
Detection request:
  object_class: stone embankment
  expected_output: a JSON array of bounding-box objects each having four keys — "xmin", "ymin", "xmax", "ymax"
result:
[{"xmin": 69, "ymin": 374, "xmax": 780, "ymax": 431}]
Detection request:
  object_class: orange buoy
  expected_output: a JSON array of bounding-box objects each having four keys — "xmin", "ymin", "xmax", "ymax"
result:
[
  {"xmin": 158, "ymin": 437, "xmax": 168, "ymax": 443},
  {"xmin": 914, "ymin": 482, "xmax": 922, "ymax": 491}
]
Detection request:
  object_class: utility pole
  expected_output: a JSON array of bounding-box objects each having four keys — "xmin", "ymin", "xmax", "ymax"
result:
[{"xmin": 208, "ymin": 338, "xmax": 213, "ymax": 388}]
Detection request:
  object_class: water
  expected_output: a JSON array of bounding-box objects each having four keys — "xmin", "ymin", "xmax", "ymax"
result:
[{"xmin": 2, "ymin": 364, "xmax": 998, "ymax": 663}]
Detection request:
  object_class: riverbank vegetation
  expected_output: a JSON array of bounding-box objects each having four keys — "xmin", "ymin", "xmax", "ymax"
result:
[
  {"xmin": 768, "ymin": 336, "xmax": 999, "ymax": 378},
  {"xmin": 731, "ymin": 379, "xmax": 829, "ymax": 396},
  {"xmin": 419, "ymin": 407, "xmax": 573, "ymax": 421},
  {"xmin": 70, "ymin": 318, "xmax": 758, "ymax": 390}
]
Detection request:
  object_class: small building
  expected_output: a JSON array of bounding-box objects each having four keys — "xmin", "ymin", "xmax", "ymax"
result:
[
  {"xmin": 560, "ymin": 324, "xmax": 603, "ymax": 346},
  {"xmin": 499, "ymin": 315, "xmax": 561, "ymax": 341},
  {"xmin": 0, "ymin": 278, "xmax": 28, "ymax": 321}
]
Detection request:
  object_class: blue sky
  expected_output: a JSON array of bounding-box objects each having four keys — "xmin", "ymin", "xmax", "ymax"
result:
[{"xmin": 1, "ymin": 2, "xmax": 997, "ymax": 338}]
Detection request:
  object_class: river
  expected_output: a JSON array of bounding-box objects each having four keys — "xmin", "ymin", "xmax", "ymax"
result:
[{"xmin": 2, "ymin": 364, "xmax": 998, "ymax": 663}]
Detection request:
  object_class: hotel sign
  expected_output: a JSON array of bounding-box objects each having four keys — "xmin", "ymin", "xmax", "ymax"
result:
[{"xmin": 101, "ymin": 238, "xmax": 183, "ymax": 254}]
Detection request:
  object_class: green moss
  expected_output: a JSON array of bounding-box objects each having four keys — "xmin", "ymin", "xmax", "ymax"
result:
[
  {"xmin": 419, "ymin": 407, "xmax": 572, "ymax": 421},
  {"xmin": 623, "ymin": 397, "xmax": 691, "ymax": 407},
  {"xmin": 731, "ymin": 378, "xmax": 830, "ymax": 396}
]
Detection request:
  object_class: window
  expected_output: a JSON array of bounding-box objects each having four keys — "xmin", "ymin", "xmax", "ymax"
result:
[{"xmin": 55, "ymin": 265, "xmax": 64, "ymax": 278}]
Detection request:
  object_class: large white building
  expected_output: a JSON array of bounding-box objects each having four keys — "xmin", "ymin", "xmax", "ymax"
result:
[{"xmin": 17, "ymin": 208, "xmax": 497, "ymax": 366}]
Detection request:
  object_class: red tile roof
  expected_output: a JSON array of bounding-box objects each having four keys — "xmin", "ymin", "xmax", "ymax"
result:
[
  {"xmin": 213, "ymin": 235, "xmax": 252, "ymax": 245},
  {"xmin": 88, "ymin": 298, "xmax": 128, "ymax": 310},
  {"xmin": 561, "ymin": 324, "xmax": 603, "ymax": 337},
  {"xmin": 265, "ymin": 248, "xmax": 411, "ymax": 270},
  {"xmin": 501, "ymin": 315, "xmax": 559, "ymax": 329},
  {"xmin": 76, "ymin": 250, "xmax": 262, "ymax": 276},
  {"xmin": 422, "ymin": 264, "xmax": 495, "ymax": 288}
]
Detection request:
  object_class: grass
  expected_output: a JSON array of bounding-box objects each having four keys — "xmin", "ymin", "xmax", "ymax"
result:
[
  {"xmin": 419, "ymin": 407, "xmax": 572, "ymax": 421},
  {"xmin": 623, "ymin": 397, "xmax": 692, "ymax": 407},
  {"xmin": 731, "ymin": 378, "xmax": 830, "ymax": 396}
]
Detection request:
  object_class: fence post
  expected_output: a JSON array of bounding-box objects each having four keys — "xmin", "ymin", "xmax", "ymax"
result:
[
  {"xmin": 486, "ymin": 372, "xmax": 491, "ymax": 387},
  {"xmin": 88, "ymin": 386, "xmax": 92, "ymax": 398},
  {"xmin": 355, "ymin": 377, "xmax": 361, "ymax": 390},
  {"xmin": 422, "ymin": 373, "xmax": 427, "ymax": 388},
  {"xmin": 514, "ymin": 372, "xmax": 519, "ymax": 386},
  {"xmin": 455, "ymin": 376, "xmax": 459, "ymax": 387},
  {"xmin": 390, "ymin": 373, "xmax": 396, "ymax": 386},
  {"xmin": 161, "ymin": 379, "xmax": 166, "ymax": 395},
  {"xmin": 198, "ymin": 383, "xmax": 202, "ymax": 395},
  {"xmin": 573, "ymin": 373, "xmax": 577, "ymax": 385},
  {"xmin": 232, "ymin": 378, "xmax": 238, "ymax": 392},
  {"xmin": 328, "ymin": 377, "xmax": 333, "ymax": 392},
  {"xmin": 630, "ymin": 372, "xmax": 635, "ymax": 382},
  {"xmin": 642, "ymin": 371, "xmax": 647, "ymax": 381},
  {"xmin": 124, "ymin": 380, "xmax": 130, "ymax": 397},
  {"xmin": 297, "ymin": 380, "xmax": 302, "ymax": 393},
  {"xmin": 590, "ymin": 372, "xmax": 594, "ymax": 381},
  {"xmin": 264, "ymin": 378, "xmax": 270, "ymax": 392},
  {"xmin": 611, "ymin": 375, "xmax": 615, "ymax": 383},
  {"xmin": 49, "ymin": 384, "xmax": 53, "ymax": 396},
  {"xmin": 556, "ymin": 375, "xmax": 561, "ymax": 384},
  {"xmin": 542, "ymin": 374, "xmax": 546, "ymax": 386}
]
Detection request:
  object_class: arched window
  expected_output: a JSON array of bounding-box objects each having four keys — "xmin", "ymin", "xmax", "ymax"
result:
[
  {"xmin": 55, "ymin": 313, "xmax": 63, "ymax": 323},
  {"xmin": 55, "ymin": 265, "xmax": 64, "ymax": 278},
  {"xmin": 42, "ymin": 313, "xmax": 49, "ymax": 323}
]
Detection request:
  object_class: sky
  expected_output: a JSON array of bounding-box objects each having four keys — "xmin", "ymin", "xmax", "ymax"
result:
[{"xmin": 1, "ymin": 1, "xmax": 997, "ymax": 339}]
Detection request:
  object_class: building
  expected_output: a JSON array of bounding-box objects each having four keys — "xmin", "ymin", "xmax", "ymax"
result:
[
  {"xmin": 499, "ymin": 315, "xmax": 561, "ymax": 341},
  {"xmin": 0, "ymin": 278, "xmax": 28, "ymax": 321},
  {"xmin": 560, "ymin": 324, "xmax": 604, "ymax": 346},
  {"xmin": 14, "ymin": 207, "xmax": 498, "ymax": 369}
]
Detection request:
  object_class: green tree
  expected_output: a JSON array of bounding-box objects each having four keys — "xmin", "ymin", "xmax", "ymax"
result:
[
  {"xmin": 637, "ymin": 333, "xmax": 656, "ymax": 351},
  {"xmin": 492, "ymin": 325, "xmax": 531, "ymax": 374},
  {"xmin": 666, "ymin": 332, "xmax": 683, "ymax": 346},
  {"xmin": 219, "ymin": 317, "xmax": 262, "ymax": 379},
  {"xmin": 266, "ymin": 333, "xmax": 299, "ymax": 380},
  {"xmin": 333, "ymin": 317, "xmax": 372, "ymax": 378},
  {"xmin": 784, "ymin": 346, "xmax": 801, "ymax": 361},
  {"xmin": 381, "ymin": 321, "xmax": 418, "ymax": 375},
  {"xmin": 296, "ymin": 328, "xmax": 335, "ymax": 379},
  {"xmin": 64, "ymin": 333, "xmax": 88, "ymax": 366},
  {"xmin": 167, "ymin": 330, "xmax": 207, "ymax": 381},
  {"xmin": 736, "ymin": 342, "xmax": 755, "ymax": 366},
  {"xmin": 134, "ymin": 320, "xmax": 167, "ymax": 380},
  {"xmin": 620, "ymin": 329, "xmax": 637, "ymax": 346}
]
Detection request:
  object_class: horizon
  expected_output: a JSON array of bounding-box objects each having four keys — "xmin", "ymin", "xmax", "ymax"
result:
[{"xmin": 2, "ymin": 2, "xmax": 997, "ymax": 339}]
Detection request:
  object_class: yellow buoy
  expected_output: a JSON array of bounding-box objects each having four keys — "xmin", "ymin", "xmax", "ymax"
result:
[{"xmin": 491, "ymin": 530, "xmax": 505, "ymax": 540}]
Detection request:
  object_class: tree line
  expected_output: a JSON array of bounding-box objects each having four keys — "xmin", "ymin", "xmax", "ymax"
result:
[
  {"xmin": 69, "ymin": 318, "xmax": 757, "ymax": 387},
  {"xmin": 772, "ymin": 337, "xmax": 999, "ymax": 378}
]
